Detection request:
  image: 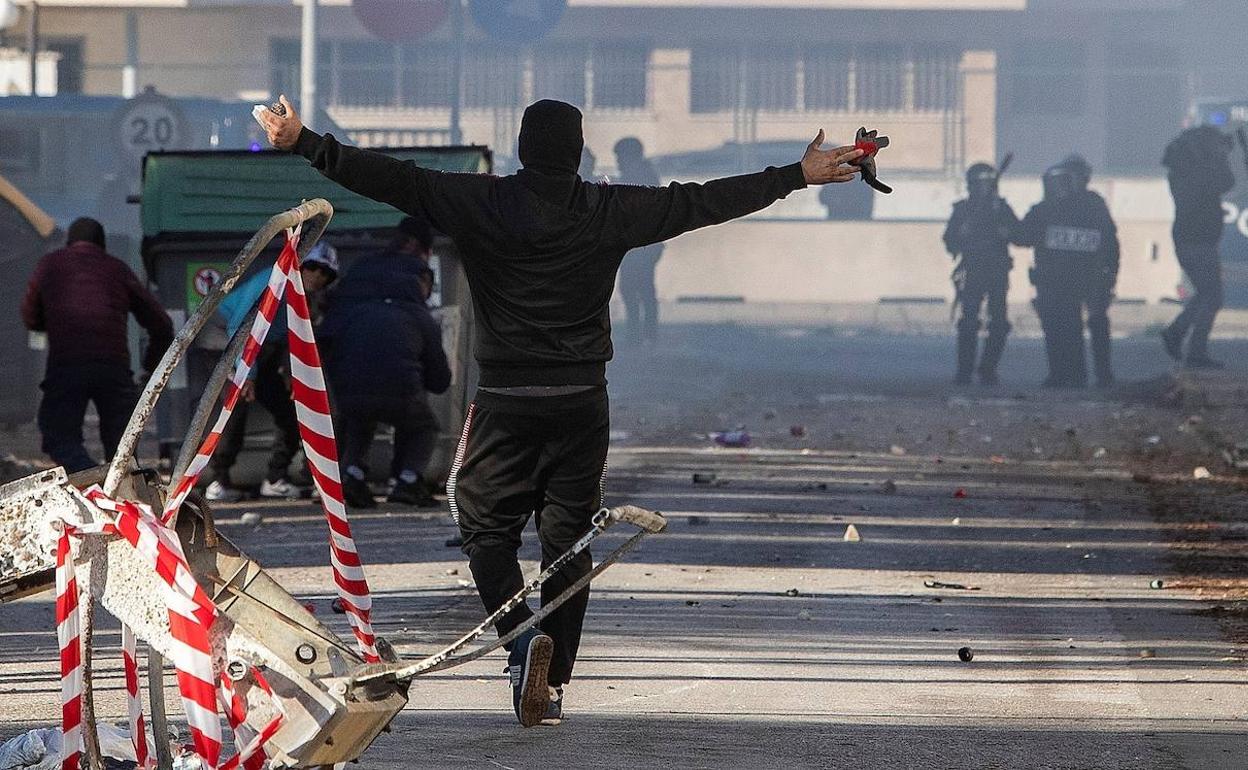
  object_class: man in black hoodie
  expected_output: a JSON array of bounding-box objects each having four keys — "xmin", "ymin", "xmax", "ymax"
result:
[
  {"xmin": 1161, "ymin": 126, "xmax": 1237, "ymax": 369},
  {"xmin": 259, "ymin": 95, "xmax": 864, "ymax": 728}
]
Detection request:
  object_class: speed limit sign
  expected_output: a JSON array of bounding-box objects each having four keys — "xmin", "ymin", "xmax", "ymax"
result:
[{"xmin": 115, "ymin": 88, "xmax": 189, "ymax": 162}]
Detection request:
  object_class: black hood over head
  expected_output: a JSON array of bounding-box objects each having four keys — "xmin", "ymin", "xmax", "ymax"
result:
[{"xmin": 518, "ymin": 99, "xmax": 584, "ymax": 176}]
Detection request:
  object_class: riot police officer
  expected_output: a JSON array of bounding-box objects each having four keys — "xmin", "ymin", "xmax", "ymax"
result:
[
  {"xmin": 944, "ymin": 162, "xmax": 1019, "ymax": 385},
  {"xmin": 1014, "ymin": 156, "xmax": 1120, "ymax": 388}
]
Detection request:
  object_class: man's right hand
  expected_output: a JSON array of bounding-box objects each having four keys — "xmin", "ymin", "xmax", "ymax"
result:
[
  {"xmin": 801, "ymin": 130, "xmax": 865, "ymax": 185},
  {"xmin": 258, "ymin": 94, "xmax": 304, "ymax": 151}
]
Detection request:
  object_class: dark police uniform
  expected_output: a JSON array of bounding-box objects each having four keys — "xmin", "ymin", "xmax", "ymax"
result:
[
  {"xmin": 944, "ymin": 164, "xmax": 1018, "ymax": 385},
  {"xmin": 1014, "ymin": 168, "xmax": 1120, "ymax": 388}
]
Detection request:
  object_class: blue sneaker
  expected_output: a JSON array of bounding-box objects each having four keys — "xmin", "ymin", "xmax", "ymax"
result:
[
  {"xmin": 542, "ymin": 686, "xmax": 563, "ymax": 725},
  {"xmin": 506, "ymin": 628, "xmax": 553, "ymax": 727}
]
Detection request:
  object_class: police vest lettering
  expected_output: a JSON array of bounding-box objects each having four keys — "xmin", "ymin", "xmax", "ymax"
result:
[{"xmin": 1044, "ymin": 226, "xmax": 1102, "ymax": 253}]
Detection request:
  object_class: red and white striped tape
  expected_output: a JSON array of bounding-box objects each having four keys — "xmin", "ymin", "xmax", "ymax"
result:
[
  {"xmin": 283, "ymin": 253, "xmax": 379, "ymax": 662},
  {"xmin": 55, "ymin": 527, "xmax": 83, "ymax": 770},
  {"xmin": 84, "ymin": 489, "xmax": 223, "ymax": 770},
  {"xmin": 121, "ymin": 624, "xmax": 152, "ymax": 769},
  {"xmin": 219, "ymin": 668, "xmax": 282, "ymax": 770},
  {"xmin": 162, "ymin": 248, "xmax": 294, "ymax": 523}
]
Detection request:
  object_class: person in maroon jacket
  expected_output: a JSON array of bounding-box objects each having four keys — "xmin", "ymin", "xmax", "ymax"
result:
[
  {"xmin": 21, "ymin": 218, "xmax": 174, "ymax": 472},
  {"xmin": 260, "ymin": 96, "xmax": 863, "ymax": 728}
]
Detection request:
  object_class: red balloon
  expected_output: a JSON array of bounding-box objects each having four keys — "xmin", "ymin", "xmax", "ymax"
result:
[{"xmin": 354, "ymin": 0, "xmax": 450, "ymax": 42}]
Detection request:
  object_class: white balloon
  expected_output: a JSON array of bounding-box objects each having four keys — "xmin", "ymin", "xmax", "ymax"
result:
[{"xmin": 0, "ymin": 0, "xmax": 19, "ymax": 31}]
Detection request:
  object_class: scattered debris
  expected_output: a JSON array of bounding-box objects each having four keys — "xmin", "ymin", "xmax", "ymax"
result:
[
  {"xmin": 239, "ymin": 512, "xmax": 263, "ymax": 527},
  {"xmin": 989, "ymin": 455, "xmax": 1006, "ymax": 464},
  {"xmin": 763, "ymin": 409, "xmax": 778, "ymax": 421},
  {"xmin": 951, "ymin": 517, "xmax": 961, "ymax": 526},
  {"xmin": 1193, "ymin": 466, "xmax": 1212, "ymax": 480},
  {"xmin": 456, "ymin": 579, "xmax": 472, "ymax": 588},
  {"xmin": 789, "ymin": 424, "xmax": 806, "ymax": 437},
  {"xmin": 924, "ymin": 580, "xmax": 980, "ymax": 591},
  {"xmin": 711, "ymin": 430, "xmax": 751, "ymax": 448},
  {"xmin": 685, "ymin": 600, "xmax": 701, "ymax": 607},
  {"xmin": 331, "ymin": 597, "xmax": 346, "ymax": 614},
  {"xmin": 953, "ymin": 488, "xmax": 968, "ymax": 499},
  {"xmin": 1139, "ymin": 648, "xmax": 1156, "ymax": 659},
  {"xmin": 784, "ymin": 588, "xmax": 801, "ymax": 597},
  {"xmin": 843, "ymin": 524, "xmax": 861, "ymax": 542},
  {"xmin": 1093, "ymin": 447, "xmax": 1107, "ymax": 459},
  {"xmin": 1222, "ymin": 442, "xmax": 1248, "ymax": 470},
  {"xmin": 957, "ymin": 646, "xmax": 974, "ymax": 662},
  {"xmin": 692, "ymin": 472, "xmax": 717, "ymax": 484},
  {"xmin": 798, "ymin": 610, "xmax": 813, "ymax": 621},
  {"xmin": 301, "ymin": 602, "xmax": 316, "ymax": 614},
  {"xmin": 1150, "ymin": 579, "xmax": 1165, "ymax": 590},
  {"xmin": 889, "ymin": 445, "xmax": 907, "ymax": 456},
  {"xmin": 445, "ymin": 568, "xmax": 459, "ymax": 576},
  {"xmin": 881, "ymin": 479, "xmax": 897, "ymax": 494},
  {"xmin": 1146, "ymin": 435, "xmax": 1162, "ymax": 445}
]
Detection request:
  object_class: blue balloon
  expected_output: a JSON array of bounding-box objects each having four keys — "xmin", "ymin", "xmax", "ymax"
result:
[{"xmin": 469, "ymin": 0, "xmax": 566, "ymax": 43}]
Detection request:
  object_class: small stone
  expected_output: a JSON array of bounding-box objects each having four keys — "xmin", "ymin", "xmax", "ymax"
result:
[
  {"xmin": 1150, "ymin": 579, "xmax": 1165, "ymax": 590},
  {"xmin": 957, "ymin": 646, "xmax": 974, "ymax": 662},
  {"xmin": 456, "ymin": 579, "xmax": 472, "ymax": 588},
  {"xmin": 953, "ymin": 488, "xmax": 968, "ymax": 499},
  {"xmin": 240, "ymin": 512, "xmax": 263, "ymax": 527},
  {"xmin": 951, "ymin": 517, "xmax": 961, "ymax": 526},
  {"xmin": 843, "ymin": 524, "xmax": 861, "ymax": 542},
  {"xmin": 445, "ymin": 568, "xmax": 459, "ymax": 576},
  {"xmin": 1147, "ymin": 435, "xmax": 1162, "ymax": 445},
  {"xmin": 798, "ymin": 610, "xmax": 813, "ymax": 621},
  {"xmin": 763, "ymin": 409, "xmax": 778, "ymax": 420},
  {"xmin": 889, "ymin": 445, "xmax": 907, "ymax": 456},
  {"xmin": 692, "ymin": 472, "xmax": 717, "ymax": 484},
  {"xmin": 1193, "ymin": 466, "xmax": 1212, "ymax": 480},
  {"xmin": 685, "ymin": 600, "xmax": 700, "ymax": 607},
  {"xmin": 1093, "ymin": 447, "xmax": 1107, "ymax": 459},
  {"xmin": 784, "ymin": 588, "xmax": 801, "ymax": 597},
  {"xmin": 789, "ymin": 424, "xmax": 806, "ymax": 437},
  {"xmin": 881, "ymin": 479, "xmax": 897, "ymax": 494},
  {"xmin": 1139, "ymin": 648, "xmax": 1156, "ymax": 659}
]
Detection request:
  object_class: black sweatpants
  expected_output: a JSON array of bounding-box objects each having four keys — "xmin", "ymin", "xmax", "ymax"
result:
[
  {"xmin": 1168, "ymin": 241, "xmax": 1223, "ymax": 360},
  {"xmin": 38, "ymin": 361, "xmax": 138, "ymax": 473},
  {"xmin": 210, "ymin": 346, "xmax": 301, "ymax": 485},
  {"xmin": 450, "ymin": 387, "xmax": 609, "ymax": 686},
  {"xmin": 337, "ymin": 393, "xmax": 439, "ymax": 480}
]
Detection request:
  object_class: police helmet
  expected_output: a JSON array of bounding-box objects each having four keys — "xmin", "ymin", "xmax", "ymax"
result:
[
  {"xmin": 965, "ymin": 162, "xmax": 998, "ymax": 199},
  {"xmin": 1042, "ymin": 164, "xmax": 1080, "ymax": 202},
  {"xmin": 1058, "ymin": 154, "xmax": 1092, "ymax": 189}
]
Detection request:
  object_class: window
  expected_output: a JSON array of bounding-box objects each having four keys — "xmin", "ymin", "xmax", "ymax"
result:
[
  {"xmin": 533, "ymin": 45, "xmax": 587, "ymax": 106},
  {"xmin": 269, "ymin": 38, "xmax": 332, "ymax": 107},
  {"xmin": 855, "ymin": 45, "xmax": 905, "ymax": 111},
  {"xmin": 691, "ymin": 46, "xmax": 796, "ymax": 113},
  {"xmin": 45, "ymin": 38, "xmax": 84, "ymax": 94},
  {"xmin": 336, "ymin": 40, "xmax": 395, "ymax": 108},
  {"xmin": 1008, "ymin": 42, "xmax": 1087, "ymax": 116},
  {"xmin": 400, "ymin": 44, "xmax": 455, "ymax": 108},
  {"xmin": 592, "ymin": 45, "xmax": 648, "ymax": 109},
  {"xmin": 463, "ymin": 48, "xmax": 521, "ymax": 108},
  {"xmin": 804, "ymin": 45, "xmax": 850, "ymax": 111},
  {"xmin": 913, "ymin": 46, "xmax": 958, "ymax": 111}
]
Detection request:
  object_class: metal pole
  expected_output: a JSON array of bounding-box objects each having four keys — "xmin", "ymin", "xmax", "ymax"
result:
[
  {"xmin": 122, "ymin": 10, "xmax": 138, "ymax": 98},
  {"xmin": 450, "ymin": 0, "xmax": 463, "ymax": 145},
  {"xmin": 26, "ymin": 0, "xmax": 37, "ymax": 96},
  {"xmin": 300, "ymin": 0, "xmax": 318, "ymax": 131}
]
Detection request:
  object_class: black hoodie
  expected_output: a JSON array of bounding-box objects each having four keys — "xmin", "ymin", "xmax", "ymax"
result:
[{"xmin": 293, "ymin": 128, "xmax": 807, "ymax": 387}]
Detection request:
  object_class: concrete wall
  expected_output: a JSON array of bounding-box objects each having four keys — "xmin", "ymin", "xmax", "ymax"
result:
[{"xmin": 655, "ymin": 218, "xmax": 1182, "ymax": 305}]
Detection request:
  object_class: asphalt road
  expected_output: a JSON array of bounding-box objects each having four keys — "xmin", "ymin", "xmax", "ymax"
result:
[{"xmin": 3, "ymin": 325, "xmax": 1248, "ymax": 768}]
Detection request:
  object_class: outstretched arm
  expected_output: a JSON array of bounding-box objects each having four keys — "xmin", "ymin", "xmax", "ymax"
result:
[
  {"xmin": 613, "ymin": 131, "xmax": 863, "ymax": 248},
  {"xmin": 259, "ymin": 95, "xmax": 445, "ymax": 226}
]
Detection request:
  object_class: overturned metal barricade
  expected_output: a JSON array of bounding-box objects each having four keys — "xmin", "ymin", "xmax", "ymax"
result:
[{"xmin": 0, "ymin": 200, "xmax": 666, "ymax": 769}]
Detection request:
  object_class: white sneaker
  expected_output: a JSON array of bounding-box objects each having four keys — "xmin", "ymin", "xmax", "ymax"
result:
[
  {"xmin": 206, "ymin": 480, "xmax": 243, "ymax": 503},
  {"xmin": 259, "ymin": 478, "xmax": 300, "ymax": 499}
]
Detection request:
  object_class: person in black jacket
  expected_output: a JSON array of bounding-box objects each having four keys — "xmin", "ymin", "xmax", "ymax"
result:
[
  {"xmin": 319, "ymin": 216, "xmax": 452, "ymax": 509},
  {"xmin": 944, "ymin": 163, "xmax": 1019, "ymax": 386},
  {"xmin": 1014, "ymin": 156, "xmax": 1120, "ymax": 388},
  {"xmin": 1161, "ymin": 126, "xmax": 1237, "ymax": 369},
  {"xmin": 613, "ymin": 137, "xmax": 664, "ymax": 343},
  {"xmin": 259, "ymin": 95, "xmax": 864, "ymax": 728}
]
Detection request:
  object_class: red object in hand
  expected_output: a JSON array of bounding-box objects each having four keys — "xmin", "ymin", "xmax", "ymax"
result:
[{"xmin": 856, "ymin": 138, "xmax": 880, "ymax": 157}]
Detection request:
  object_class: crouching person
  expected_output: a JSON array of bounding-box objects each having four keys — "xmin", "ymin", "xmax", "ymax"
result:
[{"xmin": 320, "ymin": 217, "xmax": 452, "ymax": 508}]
